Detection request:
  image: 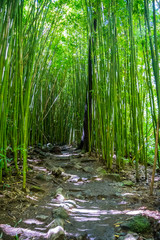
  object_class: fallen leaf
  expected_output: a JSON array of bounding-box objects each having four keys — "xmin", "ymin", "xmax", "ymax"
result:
[
  {"xmin": 114, "ymin": 235, "xmax": 119, "ymax": 238},
  {"xmin": 65, "ymin": 220, "xmax": 71, "ymax": 223},
  {"xmin": 115, "ymin": 224, "xmax": 120, "ymax": 227}
]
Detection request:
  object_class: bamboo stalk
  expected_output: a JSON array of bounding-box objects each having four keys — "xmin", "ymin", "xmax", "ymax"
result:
[{"xmin": 150, "ymin": 119, "xmax": 159, "ymax": 195}]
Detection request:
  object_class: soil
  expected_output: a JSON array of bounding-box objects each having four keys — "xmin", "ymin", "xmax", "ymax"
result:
[{"xmin": 0, "ymin": 146, "xmax": 160, "ymax": 240}]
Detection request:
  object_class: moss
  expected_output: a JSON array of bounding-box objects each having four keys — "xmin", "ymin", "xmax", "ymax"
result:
[
  {"xmin": 97, "ymin": 167, "xmax": 107, "ymax": 176},
  {"xmin": 128, "ymin": 215, "xmax": 151, "ymax": 233},
  {"xmin": 122, "ymin": 180, "xmax": 134, "ymax": 186}
]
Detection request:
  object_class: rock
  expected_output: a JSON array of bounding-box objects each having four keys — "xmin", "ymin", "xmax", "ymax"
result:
[
  {"xmin": 56, "ymin": 194, "xmax": 65, "ymax": 202},
  {"xmin": 47, "ymin": 143, "xmax": 53, "ymax": 149},
  {"xmin": 0, "ymin": 223, "xmax": 46, "ymax": 239},
  {"xmin": 56, "ymin": 188, "xmax": 63, "ymax": 195},
  {"xmin": 32, "ymin": 147, "xmax": 41, "ymax": 154},
  {"xmin": 47, "ymin": 226, "xmax": 65, "ymax": 240},
  {"xmin": 52, "ymin": 207, "xmax": 68, "ymax": 220},
  {"xmin": 34, "ymin": 148, "xmax": 47, "ymax": 156},
  {"xmin": 74, "ymin": 164, "xmax": 82, "ymax": 170},
  {"xmin": 39, "ymin": 151, "xmax": 49, "ymax": 158},
  {"xmin": 50, "ymin": 146, "xmax": 62, "ymax": 154},
  {"xmin": 69, "ymin": 175, "xmax": 81, "ymax": 183},
  {"xmin": 84, "ymin": 189, "xmax": 92, "ymax": 198},
  {"xmin": 42, "ymin": 144, "xmax": 49, "ymax": 152},
  {"xmin": 50, "ymin": 218, "xmax": 64, "ymax": 228},
  {"xmin": 76, "ymin": 193, "xmax": 84, "ymax": 199},
  {"xmin": 105, "ymin": 173, "xmax": 121, "ymax": 181},
  {"xmin": 36, "ymin": 215, "xmax": 48, "ymax": 221},
  {"xmin": 122, "ymin": 180, "xmax": 134, "ymax": 186},
  {"xmin": 64, "ymin": 200, "xmax": 76, "ymax": 208},
  {"xmin": 77, "ymin": 235, "xmax": 91, "ymax": 240},
  {"xmin": 45, "ymin": 161, "xmax": 53, "ymax": 170},
  {"xmin": 55, "ymin": 188, "xmax": 65, "ymax": 202},
  {"xmin": 118, "ymin": 233, "xmax": 139, "ymax": 240},
  {"xmin": 46, "ymin": 175, "xmax": 53, "ymax": 181},
  {"xmin": 61, "ymin": 146, "xmax": 68, "ymax": 151},
  {"xmin": 83, "ymin": 167, "xmax": 92, "ymax": 173},
  {"xmin": 121, "ymin": 215, "xmax": 151, "ymax": 233},
  {"xmin": 59, "ymin": 200, "xmax": 76, "ymax": 210},
  {"xmin": 97, "ymin": 167, "xmax": 107, "ymax": 176},
  {"xmin": 60, "ymin": 203, "xmax": 73, "ymax": 210},
  {"xmin": 62, "ymin": 175, "xmax": 70, "ymax": 181},
  {"xmin": 52, "ymin": 167, "xmax": 64, "ymax": 177},
  {"xmin": 36, "ymin": 173, "xmax": 47, "ymax": 181}
]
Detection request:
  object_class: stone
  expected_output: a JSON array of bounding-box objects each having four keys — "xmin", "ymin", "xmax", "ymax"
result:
[
  {"xmin": 60, "ymin": 203, "xmax": 73, "ymax": 210},
  {"xmin": 46, "ymin": 175, "xmax": 53, "ymax": 181},
  {"xmin": 52, "ymin": 167, "xmax": 64, "ymax": 177},
  {"xmin": 118, "ymin": 233, "xmax": 139, "ymax": 240},
  {"xmin": 47, "ymin": 143, "xmax": 53, "ymax": 149},
  {"xmin": 105, "ymin": 173, "xmax": 121, "ymax": 181},
  {"xmin": 74, "ymin": 164, "xmax": 82, "ymax": 170},
  {"xmin": 56, "ymin": 194, "xmax": 65, "ymax": 203},
  {"xmin": 50, "ymin": 146, "xmax": 62, "ymax": 154},
  {"xmin": 47, "ymin": 226, "xmax": 65, "ymax": 240},
  {"xmin": 62, "ymin": 176, "xmax": 70, "ymax": 181},
  {"xmin": 51, "ymin": 218, "xmax": 64, "ymax": 228},
  {"xmin": 36, "ymin": 215, "xmax": 48, "ymax": 221},
  {"xmin": 39, "ymin": 150, "xmax": 49, "ymax": 158},
  {"xmin": 52, "ymin": 207, "xmax": 68, "ymax": 220},
  {"xmin": 36, "ymin": 173, "xmax": 47, "ymax": 181},
  {"xmin": 97, "ymin": 167, "xmax": 107, "ymax": 176},
  {"xmin": 33, "ymin": 148, "xmax": 49, "ymax": 157},
  {"xmin": 83, "ymin": 167, "xmax": 92, "ymax": 173},
  {"xmin": 76, "ymin": 193, "xmax": 83, "ymax": 199},
  {"xmin": 84, "ymin": 189, "xmax": 92, "ymax": 197},
  {"xmin": 122, "ymin": 180, "xmax": 134, "ymax": 186},
  {"xmin": 33, "ymin": 147, "xmax": 42, "ymax": 154},
  {"xmin": 56, "ymin": 188, "xmax": 63, "ymax": 195},
  {"xmin": 42, "ymin": 144, "xmax": 49, "ymax": 152},
  {"xmin": 63, "ymin": 200, "xmax": 76, "ymax": 208}
]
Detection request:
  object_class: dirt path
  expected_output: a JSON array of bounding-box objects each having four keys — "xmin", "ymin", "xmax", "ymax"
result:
[{"xmin": 0, "ymin": 147, "xmax": 159, "ymax": 239}]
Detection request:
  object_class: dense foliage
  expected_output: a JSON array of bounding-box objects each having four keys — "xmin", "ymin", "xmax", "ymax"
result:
[{"xmin": 0, "ymin": 0, "xmax": 159, "ymax": 189}]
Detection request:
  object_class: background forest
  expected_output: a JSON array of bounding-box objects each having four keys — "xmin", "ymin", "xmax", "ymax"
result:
[{"xmin": 0, "ymin": 0, "xmax": 160, "ymax": 190}]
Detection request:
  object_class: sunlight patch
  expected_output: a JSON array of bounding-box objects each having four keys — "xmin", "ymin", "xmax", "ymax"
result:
[
  {"xmin": 0, "ymin": 224, "xmax": 46, "ymax": 238},
  {"xmin": 122, "ymin": 193, "xmax": 135, "ymax": 196},
  {"xmin": 118, "ymin": 201, "xmax": 128, "ymax": 205},
  {"xmin": 26, "ymin": 195, "xmax": 38, "ymax": 201},
  {"xmin": 32, "ymin": 166, "xmax": 47, "ymax": 172},
  {"xmin": 126, "ymin": 210, "xmax": 143, "ymax": 215},
  {"xmin": 23, "ymin": 219, "xmax": 44, "ymax": 225},
  {"xmin": 73, "ymin": 217, "xmax": 100, "ymax": 222}
]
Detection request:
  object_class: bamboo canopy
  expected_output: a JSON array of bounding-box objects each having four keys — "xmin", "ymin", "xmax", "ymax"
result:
[{"xmin": 0, "ymin": 0, "xmax": 159, "ymax": 190}]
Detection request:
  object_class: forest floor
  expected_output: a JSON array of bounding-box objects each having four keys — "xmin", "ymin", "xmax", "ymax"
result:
[{"xmin": 0, "ymin": 146, "xmax": 160, "ymax": 240}]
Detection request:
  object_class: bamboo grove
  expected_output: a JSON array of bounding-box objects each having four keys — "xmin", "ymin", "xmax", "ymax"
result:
[{"xmin": 0, "ymin": 0, "xmax": 159, "ymax": 189}]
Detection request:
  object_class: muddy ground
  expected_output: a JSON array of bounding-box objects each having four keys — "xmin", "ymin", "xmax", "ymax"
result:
[{"xmin": 0, "ymin": 146, "xmax": 160, "ymax": 240}]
